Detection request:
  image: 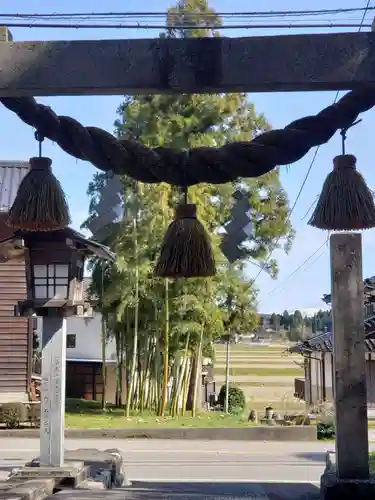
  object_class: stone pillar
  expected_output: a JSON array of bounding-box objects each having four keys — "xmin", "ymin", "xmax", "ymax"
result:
[
  {"xmin": 330, "ymin": 233, "xmax": 369, "ymax": 479},
  {"xmin": 0, "ymin": 27, "xmax": 13, "ymax": 42},
  {"xmin": 40, "ymin": 316, "xmax": 67, "ymax": 466},
  {"xmin": 321, "ymin": 234, "xmax": 375, "ymax": 500}
]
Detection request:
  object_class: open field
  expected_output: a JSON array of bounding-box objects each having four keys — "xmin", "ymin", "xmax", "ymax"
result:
[
  {"xmin": 214, "ymin": 367, "xmax": 302, "ymax": 377},
  {"xmin": 214, "ymin": 360, "xmax": 299, "ymax": 368},
  {"xmin": 214, "ymin": 345, "xmax": 289, "ymax": 352},
  {"xmin": 213, "ymin": 343, "xmax": 304, "ymax": 411}
]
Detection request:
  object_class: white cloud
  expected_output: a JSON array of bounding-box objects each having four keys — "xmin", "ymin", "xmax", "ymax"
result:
[{"xmin": 290, "ymin": 307, "xmax": 328, "ymax": 317}]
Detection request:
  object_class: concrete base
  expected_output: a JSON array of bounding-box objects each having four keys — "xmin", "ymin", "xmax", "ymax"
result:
[
  {"xmin": 11, "ymin": 448, "xmax": 130, "ymax": 490},
  {"xmin": 0, "ymin": 449, "xmax": 130, "ymax": 499},
  {"xmin": 9, "ymin": 461, "xmax": 88, "ymax": 489},
  {"xmin": 0, "ymin": 425, "xmax": 317, "ymax": 440},
  {"xmin": 321, "ymin": 471, "xmax": 375, "ymax": 500},
  {"xmin": 64, "ymin": 448, "xmax": 131, "ymax": 487},
  {"xmin": 0, "ymin": 479, "xmax": 54, "ymax": 500}
]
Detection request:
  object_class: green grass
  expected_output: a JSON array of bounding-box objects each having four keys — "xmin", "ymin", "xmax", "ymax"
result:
[
  {"xmin": 65, "ymin": 399, "xmax": 255, "ymax": 429},
  {"xmin": 64, "ymin": 399, "xmax": 375, "ymax": 431},
  {"xmin": 214, "ymin": 367, "xmax": 303, "ymax": 377},
  {"xmin": 370, "ymin": 452, "xmax": 375, "ymax": 472}
]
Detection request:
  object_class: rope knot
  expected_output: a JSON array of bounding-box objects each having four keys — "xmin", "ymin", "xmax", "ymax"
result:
[
  {"xmin": 29, "ymin": 156, "xmax": 52, "ymax": 173},
  {"xmin": 333, "ymin": 154, "xmax": 356, "ymax": 171},
  {"xmin": 175, "ymin": 203, "xmax": 197, "ymax": 220}
]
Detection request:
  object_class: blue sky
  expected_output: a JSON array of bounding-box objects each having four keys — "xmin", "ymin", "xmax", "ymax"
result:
[{"xmin": 2, "ymin": 0, "xmax": 374, "ymax": 314}]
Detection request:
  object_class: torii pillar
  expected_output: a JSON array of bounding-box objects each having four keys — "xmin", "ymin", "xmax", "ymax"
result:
[{"xmin": 321, "ymin": 233, "xmax": 375, "ymax": 499}]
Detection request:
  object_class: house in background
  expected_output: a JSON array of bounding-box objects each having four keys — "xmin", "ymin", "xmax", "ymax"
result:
[
  {"xmin": 65, "ymin": 311, "xmax": 121, "ymax": 404},
  {"xmin": 292, "ymin": 276, "xmax": 375, "ymax": 409},
  {"xmin": 252, "ymin": 313, "xmax": 283, "ymax": 343},
  {"xmin": 0, "ymin": 161, "xmax": 33, "ymax": 404},
  {"xmin": 35, "ymin": 277, "xmax": 123, "ymax": 404}
]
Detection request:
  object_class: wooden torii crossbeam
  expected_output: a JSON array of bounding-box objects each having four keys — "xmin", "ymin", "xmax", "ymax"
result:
[{"xmin": 0, "ymin": 30, "xmax": 374, "ymax": 96}]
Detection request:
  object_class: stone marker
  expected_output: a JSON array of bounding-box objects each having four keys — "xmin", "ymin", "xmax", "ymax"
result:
[
  {"xmin": 9, "ymin": 448, "xmax": 130, "ymax": 492},
  {"xmin": 0, "ymin": 479, "xmax": 54, "ymax": 500}
]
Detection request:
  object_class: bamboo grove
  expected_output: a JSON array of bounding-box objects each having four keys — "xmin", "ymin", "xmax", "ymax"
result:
[{"xmin": 81, "ymin": 0, "xmax": 295, "ymax": 417}]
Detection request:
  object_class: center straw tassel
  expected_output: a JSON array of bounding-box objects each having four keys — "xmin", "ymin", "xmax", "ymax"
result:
[
  {"xmin": 6, "ymin": 156, "xmax": 71, "ymax": 232},
  {"xmin": 154, "ymin": 202, "xmax": 216, "ymax": 278},
  {"xmin": 308, "ymin": 154, "xmax": 375, "ymax": 231}
]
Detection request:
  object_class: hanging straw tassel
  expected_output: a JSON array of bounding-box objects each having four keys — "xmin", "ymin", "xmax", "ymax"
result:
[
  {"xmin": 6, "ymin": 156, "xmax": 71, "ymax": 231},
  {"xmin": 155, "ymin": 203, "xmax": 216, "ymax": 278},
  {"xmin": 308, "ymin": 154, "xmax": 375, "ymax": 231}
]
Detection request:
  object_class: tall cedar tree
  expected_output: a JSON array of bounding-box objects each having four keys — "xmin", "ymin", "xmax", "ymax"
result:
[{"xmin": 83, "ymin": 0, "xmax": 294, "ymax": 414}]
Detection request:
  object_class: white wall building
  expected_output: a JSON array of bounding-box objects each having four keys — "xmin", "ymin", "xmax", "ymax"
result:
[
  {"xmin": 36, "ymin": 309, "xmax": 121, "ymax": 404},
  {"xmin": 65, "ymin": 314, "xmax": 117, "ymax": 363}
]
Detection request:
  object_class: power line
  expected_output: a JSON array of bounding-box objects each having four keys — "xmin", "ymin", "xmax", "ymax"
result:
[
  {"xmin": 301, "ymin": 195, "xmax": 319, "ymax": 221},
  {"xmin": 0, "ymin": 22, "xmax": 370, "ymax": 30},
  {"xmin": 252, "ymin": 0, "xmax": 371, "ymax": 286},
  {"xmin": 0, "ymin": 7, "xmax": 373, "ymax": 18},
  {"xmin": 267, "ymin": 236, "xmax": 329, "ymax": 297},
  {"xmin": 252, "ymin": 125, "xmax": 322, "ymax": 285}
]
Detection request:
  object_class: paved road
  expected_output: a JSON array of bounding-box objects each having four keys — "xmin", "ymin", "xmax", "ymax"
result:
[{"xmin": 0, "ymin": 438, "xmax": 374, "ymax": 499}]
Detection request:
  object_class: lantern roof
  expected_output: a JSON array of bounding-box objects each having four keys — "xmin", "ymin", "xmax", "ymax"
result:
[{"xmin": 5, "ymin": 226, "xmax": 115, "ymax": 262}]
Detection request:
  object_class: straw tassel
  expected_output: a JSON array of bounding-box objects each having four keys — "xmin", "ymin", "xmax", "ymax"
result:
[
  {"xmin": 6, "ymin": 156, "xmax": 71, "ymax": 231},
  {"xmin": 308, "ymin": 154, "xmax": 375, "ymax": 231},
  {"xmin": 155, "ymin": 202, "xmax": 216, "ymax": 278}
]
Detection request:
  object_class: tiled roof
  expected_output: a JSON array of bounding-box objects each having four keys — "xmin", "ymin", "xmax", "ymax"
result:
[
  {"xmin": 291, "ymin": 330, "xmax": 375, "ymax": 354},
  {"xmin": 0, "ymin": 161, "xmax": 29, "ymax": 212},
  {"xmin": 323, "ymin": 276, "xmax": 375, "ymax": 305},
  {"xmin": 366, "ymin": 314, "xmax": 375, "ymax": 335}
]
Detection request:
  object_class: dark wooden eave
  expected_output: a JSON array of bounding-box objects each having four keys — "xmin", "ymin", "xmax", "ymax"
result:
[
  {"xmin": 290, "ymin": 330, "xmax": 375, "ymax": 355},
  {"xmin": 14, "ymin": 227, "xmax": 115, "ymax": 262},
  {"xmin": 323, "ymin": 275, "xmax": 375, "ymax": 305}
]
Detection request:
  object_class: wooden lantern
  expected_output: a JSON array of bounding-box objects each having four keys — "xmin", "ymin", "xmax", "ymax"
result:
[{"xmin": 12, "ymin": 228, "xmax": 114, "ymax": 317}]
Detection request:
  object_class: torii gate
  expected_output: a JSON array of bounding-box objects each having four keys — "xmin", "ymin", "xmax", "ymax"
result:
[{"xmin": 0, "ymin": 25, "xmax": 374, "ymax": 496}]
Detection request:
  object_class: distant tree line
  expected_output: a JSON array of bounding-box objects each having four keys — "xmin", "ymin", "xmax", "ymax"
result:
[{"xmin": 266, "ymin": 309, "xmax": 332, "ymax": 342}]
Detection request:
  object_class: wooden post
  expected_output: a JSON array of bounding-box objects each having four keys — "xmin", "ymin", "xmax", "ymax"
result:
[
  {"xmin": 40, "ymin": 316, "xmax": 67, "ymax": 467},
  {"xmin": 330, "ymin": 233, "xmax": 369, "ymax": 480}
]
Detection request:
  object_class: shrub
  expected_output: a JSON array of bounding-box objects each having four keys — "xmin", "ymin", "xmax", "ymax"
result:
[
  {"xmin": 0, "ymin": 402, "xmax": 26, "ymax": 429},
  {"xmin": 314, "ymin": 404, "xmax": 335, "ymax": 440},
  {"xmin": 317, "ymin": 420, "xmax": 335, "ymax": 440},
  {"xmin": 218, "ymin": 385, "xmax": 246, "ymax": 414}
]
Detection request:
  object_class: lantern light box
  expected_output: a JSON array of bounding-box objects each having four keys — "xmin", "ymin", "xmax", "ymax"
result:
[{"xmin": 0, "ymin": 227, "xmax": 114, "ymax": 317}]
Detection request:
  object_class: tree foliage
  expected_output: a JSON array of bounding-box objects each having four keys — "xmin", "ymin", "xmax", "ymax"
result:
[
  {"xmin": 82, "ymin": 0, "xmax": 294, "ymax": 414},
  {"xmin": 267, "ymin": 309, "xmax": 332, "ymax": 341}
]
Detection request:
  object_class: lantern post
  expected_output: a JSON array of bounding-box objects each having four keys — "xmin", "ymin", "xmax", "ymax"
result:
[{"xmin": 14, "ymin": 229, "xmax": 114, "ymax": 467}]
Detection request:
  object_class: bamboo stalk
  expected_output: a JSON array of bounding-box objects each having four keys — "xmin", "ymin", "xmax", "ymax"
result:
[
  {"xmin": 125, "ymin": 213, "xmax": 140, "ymax": 417},
  {"xmin": 159, "ymin": 278, "xmax": 170, "ymax": 416},
  {"xmin": 192, "ymin": 324, "xmax": 204, "ymax": 417},
  {"xmin": 100, "ymin": 312, "xmax": 107, "ymax": 410},
  {"xmin": 171, "ymin": 332, "xmax": 190, "ymax": 416},
  {"xmin": 181, "ymin": 357, "xmax": 192, "ymax": 416}
]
